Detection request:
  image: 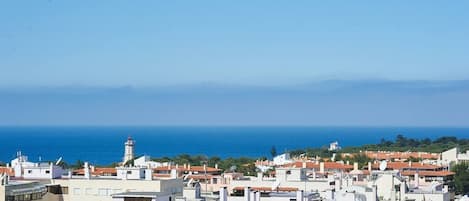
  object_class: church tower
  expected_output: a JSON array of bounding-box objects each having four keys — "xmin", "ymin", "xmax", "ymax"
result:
[{"xmin": 123, "ymin": 136, "xmax": 135, "ymax": 164}]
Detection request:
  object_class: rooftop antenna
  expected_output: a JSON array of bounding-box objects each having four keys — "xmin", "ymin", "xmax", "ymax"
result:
[
  {"xmin": 379, "ymin": 160, "xmax": 387, "ymax": 171},
  {"xmin": 56, "ymin": 157, "xmax": 63, "ymax": 165}
]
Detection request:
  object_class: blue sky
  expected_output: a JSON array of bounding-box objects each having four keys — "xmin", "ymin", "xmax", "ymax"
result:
[
  {"xmin": 1, "ymin": 1, "xmax": 469, "ymax": 126},
  {"xmin": 1, "ymin": 1, "xmax": 469, "ymax": 86}
]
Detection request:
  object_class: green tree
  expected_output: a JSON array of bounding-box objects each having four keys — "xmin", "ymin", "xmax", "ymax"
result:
[
  {"xmin": 270, "ymin": 146, "xmax": 277, "ymax": 158},
  {"xmin": 352, "ymin": 153, "xmax": 372, "ymax": 167},
  {"xmin": 71, "ymin": 160, "xmax": 84, "ymax": 169},
  {"xmin": 451, "ymin": 162, "xmax": 469, "ymax": 195},
  {"xmin": 396, "ymin": 134, "xmax": 407, "ymax": 147}
]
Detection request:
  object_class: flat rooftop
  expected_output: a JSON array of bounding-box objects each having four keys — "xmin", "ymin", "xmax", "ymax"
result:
[{"xmin": 112, "ymin": 191, "xmax": 170, "ymax": 198}]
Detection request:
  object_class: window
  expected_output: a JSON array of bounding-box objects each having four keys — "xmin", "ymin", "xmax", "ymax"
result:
[
  {"xmin": 28, "ymin": 170, "xmax": 32, "ymax": 174},
  {"xmin": 286, "ymin": 170, "xmax": 291, "ymax": 175},
  {"xmin": 98, "ymin": 188, "xmax": 111, "ymax": 196},
  {"xmin": 86, "ymin": 188, "xmax": 93, "ymax": 195},
  {"xmin": 98, "ymin": 188, "xmax": 107, "ymax": 196},
  {"xmin": 112, "ymin": 189, "xmax": 122, "ymax": 194},
  {"xmin": 73, "ymin": 188, "xmax": 81, "ymax": 195},
  {"xmin": 61, "ymin": 187, "xmax": 69, "ymax": 194},
  {"xmin": 32, "ymin": 193, "xmax": 40, "ymax": 200},
  {"xmin": 45, "ymin": 170, "xmax": 50, "ymax": 174},
  {"xmin": 127, "ymin": 171, "xmax": 132, "ymax": 174}
]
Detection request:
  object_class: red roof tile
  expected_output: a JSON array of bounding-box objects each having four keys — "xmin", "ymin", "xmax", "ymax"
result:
[
  {"xmin": 371, "ymin": 162, "xmax": 440, "ymax": 170},
  {"xmin": 400, "ymin": 170, "xmax": 455, "ymax": 177},
  {"xmin": 153, "ymin": 165, "xmax": 221, "ymax": 172},
  {"xmin": 282, "ymin": 162, "xmax": 353, "ymax": 170},
  {"xmin": 0, "ymin": 167, "xmax": 14, "ymax": 176}
]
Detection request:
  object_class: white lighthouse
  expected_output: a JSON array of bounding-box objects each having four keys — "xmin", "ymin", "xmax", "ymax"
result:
[{"xmin": 123, "ymin": 136, "xmax": 135, "ymax": 164}]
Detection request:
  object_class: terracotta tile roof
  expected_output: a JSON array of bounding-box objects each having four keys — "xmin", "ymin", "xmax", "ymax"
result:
[
  {"xmin": 362, "ymin": 151, "xmax": 440, "ymax": 160},
  {"xmin": 255, "ymin": 161, "xmax": 273, "ymax": 166},
  {"xmin": 233, "ymin": 186, "xmax": 298, "ymax": 192},
  {"xmin": 371, "ymin": 162, "xmax": 440, "ymax": 170},
  {"xmin": 282, "ymin": 162, "xmax": 353, "ymax": 170},
  {"xmin": 0, "ymin": 167, "xmax": 14, "ymax": 176},
  {"xmin": 153, "ymin": 166, "xmax": 221, "ymax": 172},
  {"xmin": 400, "ymin": 170, "xmax": 455, "ymax": 177},
  {"xmin": 153, "ymin": 173, "xmax": 171, "ymax": 178},
  {"xmin": 186, "ymin": 174, "xmax": 214, "ymax": 180},
  {"xmin": 73, "ymin": 168, "xmax": 117, "ymax": 176},
  {"xmin": 362, "ymin": 170, "xmax": 371, "ymax": 175}
]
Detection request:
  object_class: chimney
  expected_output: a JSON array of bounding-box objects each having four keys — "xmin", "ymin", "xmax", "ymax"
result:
[
  {"xmin": 244, "ymin": 187, "xmax": 251, "ymax": 201},
  {"xmin": 250, "ymin": 190, "xmax": 257, "ymax": 201},
  {"xmin": 170, "ymin": 169, "xmax": 178, "ymax": 179},
  {"xmin": 368, "ymin": 162, "xmax": 372, "ymax": 172},
  {"xmin": 145, "ymin": 168, "xmax": 153, "ymax": 180},
  {"xmin": 371, "ymin": 185, "xmax": 377, "ymax": 201},
  {"xmin": 219, "ymin": 187, "xmax": 228, "ymax": 201},
  {"xmin": 91, "ymin": 165, "xmax": 95, "ymax": 173},
  {"xmin": 215, "ymin": 163, "xmax": 219, "ymax": 169},
  {"xmin": 414, "ymin": 172, "xmax": 419, "ymax": 187},
  {"xmin": 68, "ymin": 170, "xmax": 72, "ymax": 179},
  {"xmin": 1, "ymin": 174, "xmax": 8, "ymax": 185},
  {"xmin": 302, "ymin": 162, "xmax": 307, "ymax": 168},
  {"xmin": 257, "ymin": 172, "xmax": 263, "ymax": 181},
  {"xmin": 188, "ymin": 164, "xmax": 191, "ymax": 171},
  {"xmin": 84, "ymin": 162, "xmax": 91, "ymax": 179},
  {"xmin": 49, "ymin": 163, "xmax": 54, "ymax": 179},
  {"xmin": 176, "ymin": 164, "xmax": 179, "ymax": 169},
  {"xmin": 353, "ymin": 162, "xmax": 358, "ymax": 171},
  {"xmin": 400, "ymin": 181, "xmax": 406, "ymax": 197},
  {"xmin": 296, "ymin": 190, "xmax": 304, "ymax": 201},
  {"xmin": 408, "ymin": 161, "xmax": 412, "ymax": 167},
  {"xmin": 320, "ymin": 162, "xmax": 325, "ymax": 173},
  {"xmin": 184, "ymin": 164, "xmax": 187, "ymax": 169},
  {"xmin": 346, "ymin": 161, "xmax": 350, "ymax": 165}
]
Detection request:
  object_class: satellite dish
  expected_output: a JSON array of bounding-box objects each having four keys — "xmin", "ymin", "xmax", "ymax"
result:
[{"xmin": 379, "ymin": 160, "xmax": 387, "ymax": 171}]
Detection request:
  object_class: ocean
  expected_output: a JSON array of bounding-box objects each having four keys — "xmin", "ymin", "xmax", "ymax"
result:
[{"xmin": 0, "ymin": 126, "xmax": 468, "ymax": 165}]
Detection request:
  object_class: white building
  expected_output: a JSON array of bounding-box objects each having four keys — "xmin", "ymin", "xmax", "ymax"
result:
[
  {"xmin": 329, "ymin": 141, "xmax": 341, "ymax": 151},
  {"xmin": 46, "ymin": 161, "xmax": 184, "ymax": 201},
  {"xmin": 112, "ymin": 191, "xmax": 172, "ymax": 201},
  {"xmin": 11, "ymin": 151, "xmax": 65, "ymax": 179},
  {"xmin": 1, "ymin": 173, "xmax": 49, "ymax": 201},
  {"xmin": 51, "ymin": 176, "xmax": 183, "ymax": 201},
  {"xmin": 441, "ymin": 147, "xmax": 469, "ymax": 165},
  {"xmin": 134, "ymin": 155, "xmax": 170, "ymax": 168},
  {"xmin": 273, "ymin": 153, "xmax": 292, "ymax": 166},
  {"xmin": 222, "ymin": 187, "xmax": 321, "ymax": 201},
  {"xmin": 331, "ymin": 185, "xmax": 377, "ymax": 201}
]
